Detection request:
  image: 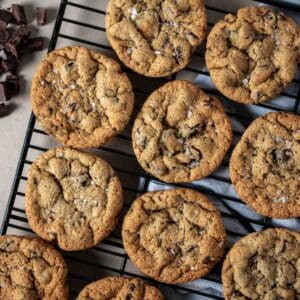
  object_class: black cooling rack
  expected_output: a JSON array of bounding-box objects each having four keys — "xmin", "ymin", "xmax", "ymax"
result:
[{"xmin": 1, "ymin": 0, "xmax": 300, "ymax": 299}]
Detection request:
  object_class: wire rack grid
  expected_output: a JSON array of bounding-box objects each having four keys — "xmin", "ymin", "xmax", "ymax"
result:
[{"xmin": 1, "ymin": 0, "xmax": 300, "ymax": 299}]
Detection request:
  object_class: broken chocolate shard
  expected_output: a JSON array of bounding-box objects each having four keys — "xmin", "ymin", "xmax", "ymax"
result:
[
  {"xmin": 11, "ymin": 4, "xmax": 27, "ymax": 25},
  {"xmin": 1, "ymin": 55, "xmax": 18, "ymax": 71},
  {"xmin": 0, "ymin": 82, "xmax": 11, "ymax": 101},
  {"xmin": 0, "ymin": 9, "xmax": 13, "ymax": 29},
  {"xmin": 13, "ymin": 25, "xmax": 31, "ymax": 39},
  {"xmin": 5, "ymin": 26, "xmax": 30, "ymax": 58},
  {"xmin": 37, "ymin": 7, "xmax": 46, "ymax": 26},
  {"xmin": 0, "ymin": 103, "xmax": 7, "ymax": 116},
  {"xmin": 6, "ymin": 75, "xmax": 20, "ymax": 95},
  {"xmin": 27, "ymin": 37, "xmax": 44, "ymax": 52},
  {"xmin": 0, "ymin": 29, "xmax": 10, "ymax": 44}
]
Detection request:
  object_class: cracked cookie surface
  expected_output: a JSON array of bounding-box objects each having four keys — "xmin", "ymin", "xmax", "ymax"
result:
[
  {"xmin": 106, "ymin": 0, "xmax": 207, "ymax": 77},
  {"xmin": 31, "ymin": 46, "xmax": 134, "ymax": 148},
  {"xmin": 132, "ymin": 80, "xmax": 232, "ymax": 183},
  {"xmin": 230, "ymin": 112, "xmax": 300, "ymax": 219},
  {"xmin": 222, "ymin": 228, "xmax": 300, "ymax": 300},
  {"xmin": 122, "ymin": 188, "xmax": 227, "ymax": 284},
  {"xmin": 25, "ymin": 147, "xmax": 123, "ymax": 251},
  {"xmin": 76, "ymin": 276, "xmax": 163, "ymax": 300},
  {"xmin": 0, "ymin": 235, "xmax": 68, "ymax": 300},
  {"xmin": 205, "ymin": 7, "xmax": 300, "ymax": 104}
]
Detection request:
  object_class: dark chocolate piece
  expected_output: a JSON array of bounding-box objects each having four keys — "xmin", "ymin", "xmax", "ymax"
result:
[
  {"xmin": 1, "ymin": 55, "xmax": 18, "ymax": 71},
  {"xmin": 11, "ymin": 4, "xmax": 27, "ymax": 25},
  {"xmin": 0, "ymin": 9, "xmax": 13, "ymax": 29},
  {"xmin": 0, "ymin": 103, "xmax": 7, "ymax": 115},
  {"xmin": 6, "ymin": 26, "xmax": 31, "ymax": 58},
  {"xmin": 36, "ymin": 7, "xmax": 46, "ymax": 26},
  {"xmin": 0, "ymin": 29, "xmax": 10, "ymax": 44},
  {"xmin": 0, "ymin": 82, "xmax": 11, "ymax": 101},
  {"xmin": 6, "ymin": 75, "xmax": 19, "ymax": 94},
  {"xmin": 27, "ymin": 37, "xmax": 44, "ymax": 52}
]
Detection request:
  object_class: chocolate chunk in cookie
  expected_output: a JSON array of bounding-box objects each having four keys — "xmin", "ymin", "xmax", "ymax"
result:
[
  {"xmin": 0, "ymin": 235, "xmax": 68, "ymax": 299},
  {"xmin": 132, "ymin": 80, "xmax": 232, "ymax": 183},
  {"xmin": 230, "ymin": 112, "xmax": 300, "ymax": 218},
  {"xmin": 31, "ymin": 46, "xmax": 134, "ymax": 148},
  {"xmin": 222, "ymin": 228, "xmax": 300, "ymax": 300},
  {"xmin": 77, "ymin": 276, "xmax": 163, "ymax": 299},
  {"xmin": 25, "ymin": 147, "xmax": 123, "ymax": 251},
  {"xmin": 122, "ymin": 188, "xmax": 227, "ymax": 284},
  {"xmin": 206, "ymin": 7, "xmax": 300, "ymax": 104},
  {"xmin": 106, "ymin": 0, "xmax": 207, "ymax": 77}
]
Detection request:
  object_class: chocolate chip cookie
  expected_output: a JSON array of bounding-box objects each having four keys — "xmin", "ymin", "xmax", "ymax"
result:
[
  {"xmin": 222, "ymin": 228, "xmax": 300, "ymax": 300},
  {"xmin": 0, "ymin": 235, "xmax": 68, "ymax": 299},
  {"xmin": 76, "ymin": 276, "xmax": 164, "ymax": 299},
  {"xmin": 206, "ymin": 7, "xmax": 300, "ymax": 104},
  {"xmin": 122, "ymin": 188, "xmax": 227, "ymax": 284},
  {"xmin": 230, "ymin": 112, "xmax": 300, "ymax": 219},
  {"xmin": 106, "ymin": 0, "xmax": 207, "ymax": 77},
  {"xmin": 31, "ymin": 46, "xmax": 134, "ymax": 148},
  {"xmin": 25, "ymin": 147, "xmax": 123, "ymax": 251},
  {"xmin": 132, "ymin": 80, "xmax": 232, "ymax": 183}
]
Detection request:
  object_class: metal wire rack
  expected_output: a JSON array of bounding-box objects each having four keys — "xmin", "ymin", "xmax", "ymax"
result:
[{"xmin": 1, "ymin": 0, "xmax": 300, "ymax": 299}]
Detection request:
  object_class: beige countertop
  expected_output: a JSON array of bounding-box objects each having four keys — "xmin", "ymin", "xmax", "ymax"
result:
[{"xmin": 0, "ymin": 0, "xmax": 59, "ymax": 225}]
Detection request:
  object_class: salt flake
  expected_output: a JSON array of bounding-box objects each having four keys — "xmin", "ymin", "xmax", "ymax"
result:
[{"xmin": 130, "ymin": 7, "xmax": 138, "ymax": 20}]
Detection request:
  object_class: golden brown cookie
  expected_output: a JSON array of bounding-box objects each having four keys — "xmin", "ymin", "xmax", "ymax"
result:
[
  {"xmin": 132, "ymin": 80, "xmax": 232, "ymax": 183},
  {"xmin": 230, "ymin": 112, "xmax": 300, "ymax": 219},
  {"xmin": 31, "ymin": 46, "xmax": 134, "ymax": 148},
  {"xmin": 106, "ymin": 0, "xmax": 207, "ymax": 77},
  {"xmin": 222, "ymin": 228, "xmax": 300, "ymax": 300},
  {"xmin": 206, "ymin": 7, "xmax": 300, "ymax": 104},
  {"xmin": 76, "ymin": 276, "xmax": 164, "ymax": 300},
  {"xmin": 0, "ymin": 235, "xmax": 68, "ymax": 300},
  {"xmin": 122, "ymin": 188, "xmax": 227, "ymax": 284},
  {"xmin": 25, "ymin": 147, "xmax": 123, "ymax": 251}
]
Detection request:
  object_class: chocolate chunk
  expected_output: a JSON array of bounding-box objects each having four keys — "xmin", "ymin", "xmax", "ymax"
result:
[
  {"xmin": 6, "ymin": 75, "xmax": 19, "ymax": 95},
  {"xmin": 0, "ymin": 29, "xmax": 10, "ymax": 44},
  {"xmin": 1, "ymin": 55, "xmax": 18, "ymax": 72},
  {"xmin": 0, "ymin": 82, "xmax": 11, "ymax": 101},
  {"xmin": 5, "ymin": 26, "xmax": 30, "ymax": 58},
  {"xmin": 36, "ymin": 7, "xmax": 46, "ymax": 26},
  {"xmin": 13, "ymin": 25, "xmax": 31, "ymax": 39},
  {"xmin": 11, "ymin": 4, "xmax": 27, "ymax": 25},
  {"xmin": 0, "ymin": 103, "xmax": 7, "ymax": 115},
  {"xmin": 6, "ymin": 35, "xmax": 22, "ymax": 57},
  {"xmin": 27, "ymin": 37, "xmax": 44, "ymax": 52},
  {"xmin": 203, "ymin": 256, "xmax": 212, "ymax": 264},
  {"xmin": 0, "ymin": 9, "xmax": 13, "ymax": 29}
]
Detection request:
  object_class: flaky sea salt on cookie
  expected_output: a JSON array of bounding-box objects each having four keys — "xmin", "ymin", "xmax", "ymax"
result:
[
  {"xmin": 132, "ymin": 80, "xmax": 232, "ymax": 183},
  {"xmin": 122, "ymin": 188, "xmax": 227, "ymax": 284},
  {"xmin": 230, "ymin": 112, "xmax": 300, "ymax": 218},
  {"xmin": 206, "ymin": 7, "xmax": 300, "ymax": 104},
  {"xmin": 77, "ymin": 276, "xmax": 164, "ymax": 299},
  {"xmin": 106, "ymin": 0, "xmax": 207, "ymax": 77},
  {"xmin": 25, "ymin": 147, "xmax": 123, "ymax": 251},
  {"xmin": 31, "ymin": 46, "xmax": 134, "ymax": 148}
]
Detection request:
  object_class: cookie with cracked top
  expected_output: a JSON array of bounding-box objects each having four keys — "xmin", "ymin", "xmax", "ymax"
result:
[
  {"xmin": 31, "ymin": 46, "xmax": 134, "ymax": 148},
  {"xmin": 205, "ymin": 6, "xmax": 300, "ymax": 104},
  {"xmin": 132, "ymin": 80, "xmax": 232, "ymax": 183},
  {"xmin": 25, "ymin": 147, "xmax": 123, "ymax": 251},
  {"xmin": 106, "ymin": 0, "xmax": 207, "ymax": 77},
  {"xmin": 122, "ymin": 188, "xmax": 227, "ymax": 284},
  {"xmin": 0, "ymin": 235, "xmax": 68, "ymax": 299},
  {"xmin": 76, "ymin": 276, "xmax": 164, "ymax": 299},
  {"xmin": 222, "ymin": 228, "xmax": 300, "ymax": 300},
  {"xmin": 230, "ymin": 112, "xmax": 300, "ymax": 219}
]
